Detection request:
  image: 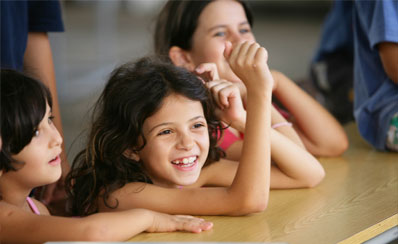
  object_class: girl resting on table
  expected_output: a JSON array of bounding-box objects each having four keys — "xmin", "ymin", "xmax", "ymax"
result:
[
  {"xmin": 154, "ymin": 0, "xmax": 349, "ymax": 159},
  {"xmin": 66, "ymin": 42, "xmax": 324, "ymax": 218},
  {"xmin": 0, "ymin": 69, "xmax": 212, "ymax": 243}
]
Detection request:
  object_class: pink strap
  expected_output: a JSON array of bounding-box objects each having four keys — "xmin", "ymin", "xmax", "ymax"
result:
[
  {"xmin": 26, "ymin": 197, "xmax": 40, "ymax": 215},
  {"xmin": 219, "ymin": 128, "xmax": 244, "ymax": 151},
  {"xmin": 273, "ymin": 103, "xmax": 290, "ymax": 119},
  {"xmin": 272, "ymin": 122, "xmax": 293, "ymax": 129}
]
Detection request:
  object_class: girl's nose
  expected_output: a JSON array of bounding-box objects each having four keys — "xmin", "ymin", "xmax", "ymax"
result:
[
  {"xmin": 176, "ymin": 132, "xmax": 194, "ymax": 151},
  {"xmin": 229, "ymin": 31, "xmax": 245, "ymax": 45},
  {"xmin": 50, "ymin": 127, "xmax": 63, "ymax": 148}
]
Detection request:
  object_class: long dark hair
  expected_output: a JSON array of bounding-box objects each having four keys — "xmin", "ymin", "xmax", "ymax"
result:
[
  {"xmin": 154, "ymin": 0, "xmax": 253, "ymax": 60},
  {"xmin": 66, "ymin": 57, "xmax": 224, "ymax": 216},
  {"xmin": 0, "ymin": 69, "xmax": 53, "ymax": 172}
]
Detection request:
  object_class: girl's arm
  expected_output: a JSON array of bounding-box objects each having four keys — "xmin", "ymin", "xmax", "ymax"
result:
[
  {"xmin": 271, "ymin": 70, "xmax": 349, "ymax": 157},
  {"xmin": 198, "ymin": 128, "xmax": 324, "ymax": 189},
  {"xmin": 197, "ymin": 63, "xmax": 304, "ymax": 149},
  {"xmin": 0, "ymin": 202, "xmax": 212, "ymax": 243},
  {"xmin": 106, "ymin": 42, "xmax": 272, "ymax": 216}
]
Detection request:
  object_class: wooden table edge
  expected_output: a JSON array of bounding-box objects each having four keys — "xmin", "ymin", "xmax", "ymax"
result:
[{"xmin": 338, "ymin": 214, "xmax": 398, "ymax": 244}]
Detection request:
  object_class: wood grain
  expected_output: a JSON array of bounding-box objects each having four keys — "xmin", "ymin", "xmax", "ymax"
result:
[{"xmin": 128, "ymin": 123, "xmax": 398, "ymax": 243}]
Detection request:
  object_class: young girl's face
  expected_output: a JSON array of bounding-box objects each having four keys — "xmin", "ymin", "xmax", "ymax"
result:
[
  {"xmin": 7, "ymin": 104, "xmax": 62, "ymax": 188},
  {"xmin": 186, "ymin": 0, "xmax": 255, "ymax": 83},
  {"xmin": 136, "ymin": 93, "xmax": 210, "ymax": 188}
]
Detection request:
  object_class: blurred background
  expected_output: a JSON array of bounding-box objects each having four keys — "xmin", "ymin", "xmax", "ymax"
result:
[{"xmin": 50, "ymin": 0, "xmax": 332, "ymax": 163}]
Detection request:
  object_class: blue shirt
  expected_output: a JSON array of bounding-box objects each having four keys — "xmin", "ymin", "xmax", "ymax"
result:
[
  {"xmin": 353, "ymin": 0, "xmax": 398, "ymax": 150},
  {"xmin": 312, "ymin": 0, "xmax": 354, "ymax": 63},
  {"xmin": 1, "ymin": 0, "xmax": 64, "ymax": 70}
]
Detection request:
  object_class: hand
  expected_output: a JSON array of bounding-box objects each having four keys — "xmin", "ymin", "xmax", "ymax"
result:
[
  {"xmin": 196, "ymin": 62, "xmax": 248, "ymax": 104},
  {"xmin": 224, "ymin": 41, "xmax": 274, "ymax": 92},
  {"xmin": 205, "ymin": 80, "xmax": 245, "ymax": 126},
  {"xmin": 147, "ymin": 212, "xmax": 213, "ymax": 233},
  {"xmin": 195, "ymin": 63, "xmax": 220, "ymax": 82}
]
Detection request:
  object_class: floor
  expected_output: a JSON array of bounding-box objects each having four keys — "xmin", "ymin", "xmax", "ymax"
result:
[{"xmin": 50, "ymin": 0, "xmax": 331, "ymax": 163}]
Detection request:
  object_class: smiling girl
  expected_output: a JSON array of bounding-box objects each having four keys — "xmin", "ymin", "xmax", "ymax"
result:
[
  {"xmin": 66, "ymin": 42, "xmax": 324, "ymax": 217},
  {"xmin": 0, "ymin": 69, "xmax": 212, "ymax": 243}
]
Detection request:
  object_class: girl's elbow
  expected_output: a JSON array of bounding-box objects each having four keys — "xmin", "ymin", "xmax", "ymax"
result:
[
  {"xmin": 328, "ymin": 133, "xmax": 349, "ymax": 156},
  {"xmin": 233, "ymin": 194, "xmax": 269, "ymax": 215},
  {"xmin": 305, "ymin": 167, "xmax": 325, "ymax": 188},
  {"xmin": 316, "ymin": 136, "xmax": 349, "ymax": 157}
]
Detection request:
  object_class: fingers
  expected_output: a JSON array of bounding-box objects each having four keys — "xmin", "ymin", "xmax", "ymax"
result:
[
  {"xmin": 230, "ymin": 41, "xmax": 261, "ymax": 68},
  {"xmin": 195, "ymin": 63, "xmax": 220, "ymax": 82},
  {"xmin": 223, "ymin": 41, "xmax": 233, "ymax": 59},
  {"xmin": 174, "ymin": 215, "xmax": 213, "ymax": 233},
  {"xmin": 225, "ymin": 41, "xmax": 273, "ymax": 91},
  {"xmin": 206, "ymin": 80, "xmax": 239, "ymax": 109}
]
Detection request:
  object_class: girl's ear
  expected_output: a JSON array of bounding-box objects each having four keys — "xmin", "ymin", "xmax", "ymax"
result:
[
  {"xmin": 169, "ymin": 46, "xmax": 196, "ymax": 71},
  {"xmin": 123, "ymin": 149, "xmax": 140, "ymax": 162}
]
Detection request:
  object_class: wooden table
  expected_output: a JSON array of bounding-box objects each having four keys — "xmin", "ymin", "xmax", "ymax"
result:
[{"xmin": 128, "ymin": 123, "xmax": 398, "ymax": 243}]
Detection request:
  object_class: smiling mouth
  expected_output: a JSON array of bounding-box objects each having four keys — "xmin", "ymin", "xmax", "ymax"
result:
[{"xmin": 171, "ymin": 156, "xmax": 198, "ymax": 168}]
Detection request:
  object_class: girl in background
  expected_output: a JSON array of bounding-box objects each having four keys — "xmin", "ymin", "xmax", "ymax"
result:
[
  {"xmin": 154, "ymin": 0, "xmax": 348, "ymax": 159},
  {"xmin": 0, "ymin": 69, "xmax": 212, "ymax": 243},
  {"xmin": 66, "ymin": 42, "xmax": 324, "ymax": 218}
]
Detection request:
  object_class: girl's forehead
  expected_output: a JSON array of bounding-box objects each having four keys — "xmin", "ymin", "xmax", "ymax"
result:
[
  {"xmin": 198, "ymin": 0, "xmax": 246, "ymax": 26},
  {"xmin": 143, "ymin": 94, "xmax": 205, "ymax": 130}
]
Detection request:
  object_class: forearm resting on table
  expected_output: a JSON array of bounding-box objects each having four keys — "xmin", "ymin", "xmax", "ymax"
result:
[{"xmin": 271, "ymin": 70, "xmax": 348, "ymax": 156}]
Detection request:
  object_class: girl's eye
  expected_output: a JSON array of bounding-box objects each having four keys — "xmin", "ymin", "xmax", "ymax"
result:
[
  {"xmin": 158, "ymin": 129, "xmax": 172, "ymax": 136},
  {"xmin": 213, "ymin": 31, "xmax": 225, "ymax": 37},
  {"xmin": 193, "ymin": 123, "xmax": 205, "ymax": 129},
  {"xmin": 48, "ymin": 115, "xmax": 55, "ymax": 124},
  {"xmin": 239, "ymin": 28, "xmax": 251, "ymax": 34}
]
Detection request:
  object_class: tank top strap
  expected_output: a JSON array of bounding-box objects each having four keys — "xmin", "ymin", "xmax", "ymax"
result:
[{"xmin": 26, "ymin": 197, "xmax": 40, "ymax": 215}]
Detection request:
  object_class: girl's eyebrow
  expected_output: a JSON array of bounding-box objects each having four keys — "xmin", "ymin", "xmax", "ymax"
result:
[
  {"xmin": 148, "ymin": 115, "xmax": 206, "ymax": 133},
  {"xmin": 207, "ymin": 21, "xmax": 250, "ymax": 33}
]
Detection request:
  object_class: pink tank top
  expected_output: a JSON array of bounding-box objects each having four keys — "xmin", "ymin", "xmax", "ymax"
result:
[
  {"xmin": 26, "ymin": 197, "xmax": 40, "ymax": 215},
  {"xmin": 219, "ymin": 129, "xmax": 244, "ymax": 151},
  {"xmin": 219, "ymin": 104, "xmax": 290, "ymax": 151}
]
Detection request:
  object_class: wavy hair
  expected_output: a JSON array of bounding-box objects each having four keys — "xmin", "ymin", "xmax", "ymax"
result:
[{"xmin": 66, "ymin": 57, "xmax": 224, "ymax": 216}]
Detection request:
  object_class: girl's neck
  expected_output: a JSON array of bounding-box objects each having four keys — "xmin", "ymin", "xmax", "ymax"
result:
[{"xmin": 0, "ymin": 175, "xmax": 33, "ymax": 210}]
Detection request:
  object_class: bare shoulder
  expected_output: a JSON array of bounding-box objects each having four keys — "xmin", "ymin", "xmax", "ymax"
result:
[
  {"xmin": 99, "ymin": 181, "xmax": 159, "ymax": 211},
  {"xmin": 31, "ymin": 198, "xmax": 50, "ymax": 215},
  {"xmin": 0, "ymin": 201, "xmax": 17, "ymax": 216},
  {"xmin": 199, "ymin": 158, "xmax": 238, "ymax": 187}
]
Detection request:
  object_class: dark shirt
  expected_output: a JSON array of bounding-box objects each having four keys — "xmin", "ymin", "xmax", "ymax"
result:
[{"xmin": 1, "ymin": 0, "xmax": 64, "ymax": 70}]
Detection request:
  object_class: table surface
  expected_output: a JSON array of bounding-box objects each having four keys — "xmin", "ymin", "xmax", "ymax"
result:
[{"xmin": 128, "ymin": 123, "xmax": 398, "ymax": 244}]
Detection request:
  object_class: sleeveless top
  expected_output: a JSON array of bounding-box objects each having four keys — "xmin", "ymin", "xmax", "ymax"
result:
[
  {"xmin": 219, "ymin": 103, "xmax": 290, "ymax": 151},
  {"xmin": 26, "ymin": 197, "xmax": 40, "ymax": 215}
]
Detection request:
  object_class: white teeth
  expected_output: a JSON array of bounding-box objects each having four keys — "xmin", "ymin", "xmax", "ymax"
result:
[{"xmin": 172, "ymin": 156, "xmax": 197, "ymax": 165}]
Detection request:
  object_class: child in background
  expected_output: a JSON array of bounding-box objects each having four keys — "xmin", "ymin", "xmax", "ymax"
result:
[
  {"xmin": 154, "ymin": 0, "xmax": 348, "ymax": 159},
  {"xmin": 66, "ymin": 42, "xmax": 324, "ymax": 217},
  {"xmin": 0, "ymin": 69, "xmax": 212, "ymax": 243},
  {"xmin": 351, "ymin": 0, "xmax": 398, "ymax": 151}
]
